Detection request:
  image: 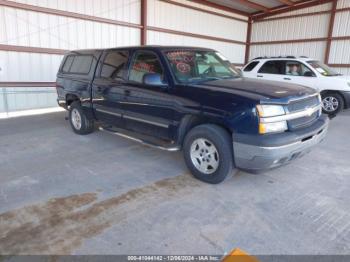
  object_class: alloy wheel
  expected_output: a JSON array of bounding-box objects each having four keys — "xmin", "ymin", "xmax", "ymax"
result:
[
  {"xmin": 322, "ymin": 96, "xmax": 339, "ymax": 113},
  {"xmin": 190, "ymin": 138, "xmax": 219, "ymax": 174}
]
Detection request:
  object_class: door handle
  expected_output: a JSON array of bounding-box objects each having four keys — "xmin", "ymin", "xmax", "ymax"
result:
[
  {"xmin": 124, "ymin": 90, "xmax": 131, "ymax": 96},
  {"xmin": 257, "ymin": 75, "xmax": 263, "ymax": 78},
  {"xmin": 284, "ymin": 77, "xmax": 291, "ymax": 80},
  {"xmin": 96, "ymin": 86, "xmax": 103, "ymax": 93}
]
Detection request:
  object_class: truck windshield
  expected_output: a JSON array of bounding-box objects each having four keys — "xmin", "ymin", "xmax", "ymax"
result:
[
  {"xmin": 164, "ymin": 50, "xmax": 240, "ymax": 83},
  {"xmin": 307, "ymin": 60, "xmax": 341, "ymax": 76}
]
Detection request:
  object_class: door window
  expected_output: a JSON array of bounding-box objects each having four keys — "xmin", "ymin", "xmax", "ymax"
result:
[
  {"xmin": 100, "ymin": 51, "xmax": 129, "ymax": 80},
  {"xmin": 69, "ymin": 55, "xmax": 93, "ymax": 74},
  {"xmin": 129, "ymin": 51, "xmax": 163, "ymax": 83},
  {"xmin": 243, "ymin": 61, "xmax": 259, "ymax": 72},
  {"xmin": 62, "ymin": 56, "xmax": 74, "ymax": 72},
  {"xmin": 258, "ymin": 61, "xmax": 285, "ymax": 75},
  {"xmin": 285, "ymin": 61, "xmax": 315, "ymax": 77}
]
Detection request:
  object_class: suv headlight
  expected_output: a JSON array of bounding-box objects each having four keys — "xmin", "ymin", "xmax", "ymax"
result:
[
  {"xmin": 256, "ymin": 105, "xmax": 285, "ymax": 117},
  {"xmin": 257, "ymin": 105, "xmax": 287, "ymax": 134}
]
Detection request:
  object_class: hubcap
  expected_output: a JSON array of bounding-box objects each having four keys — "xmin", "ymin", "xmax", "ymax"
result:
[
  {"xmin": 322, "ymin": 96, "xmax": 339, "ymax": 112},
  {"xmin": 71, "ymin": 108, "xmax": 82, "ymax": 130},
  {"xmin": 190, "ymin": 138, "xmax": 219, "ymax": 174}
]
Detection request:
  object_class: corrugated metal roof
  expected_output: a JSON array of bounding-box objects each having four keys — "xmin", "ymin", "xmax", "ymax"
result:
[
  {"xmin": 202, "ymin": 0, "xmax": 331, "ymax": 17},
  {"xmin": 206, "ymin": 0, "xmax": 256, "ymax": 13},
  {"xmin": 205, "ymin": 0, "xmax": 289, "ymax": 13}
]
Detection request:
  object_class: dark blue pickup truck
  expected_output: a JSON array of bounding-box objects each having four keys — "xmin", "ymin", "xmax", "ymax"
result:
[{"xmin": 56, "ymin": 46, "xmax": 329, "ymax": 184}]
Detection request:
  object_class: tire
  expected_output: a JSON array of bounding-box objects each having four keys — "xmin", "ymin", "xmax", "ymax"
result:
[
  {"xmin": 69, "ymin": 101, "xmax": 94, "ymax": 135},
  {"xmin": 322, "ymin": 93, "xmax": 344, "ymax": 115},
  {"xmin": 183, "ymin": 124, "xmax": 236, "ymax": 184}
]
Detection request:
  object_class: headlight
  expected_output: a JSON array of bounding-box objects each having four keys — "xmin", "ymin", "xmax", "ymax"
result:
[
  {"xmin": 257, "ymin": 104, "xmax": 287, "ymax": 134},
  {"xmin": 347, "ymin": 82, "xmax": 350, "ymax": 88},
  {"xmin": 256, "ymin": 105, "xmax": 285, "ymax": 117},
  {"xmin": 259, "ymin": 121, "xmax": 288, "ymax": 134}
]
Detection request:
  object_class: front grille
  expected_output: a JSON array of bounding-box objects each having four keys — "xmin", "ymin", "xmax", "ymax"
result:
[
  {"xmin": 288, "ymin": 111, "xmax": 319, "ymax": 130},
  {"xmin": 286, "ymin": 95, "xmax": 320, "ymax": 130},
  {"xmin": 287, "ymin": 96, "xmax": 319, "ymax": 113}
]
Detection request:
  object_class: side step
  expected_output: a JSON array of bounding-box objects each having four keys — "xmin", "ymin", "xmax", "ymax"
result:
[{"xmin": 99, "ymin": 126, "xmax": 181, "ymax": 152}]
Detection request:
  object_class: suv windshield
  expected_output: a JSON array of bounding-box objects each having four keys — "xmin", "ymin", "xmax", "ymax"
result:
[
  {"xmin": 164, "ymin": 50, "xmax": 240, "ymax": 83},
  {"xmin": 307, "ymin": 60, "xmax": 341, "ymax": 76}
]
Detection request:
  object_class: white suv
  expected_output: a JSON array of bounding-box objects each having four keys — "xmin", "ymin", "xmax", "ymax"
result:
[{"xmin": 242, "ymin": 56, "xmax": 350, "ymax": 114}]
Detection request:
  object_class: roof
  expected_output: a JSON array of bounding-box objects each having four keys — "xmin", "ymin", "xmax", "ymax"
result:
[
  {"xmin": 107, "ymin": 45, "xmax": 215, "ymax": 51},
  {"xmin": 68, "ymin": 45, "xmax": 216, "ymax": 54},
  {"xmin": 195, "ymin": 0, "xmax": 333, "ymax": 20},
  {"xmin": 250, "ymin": 56, "xmax": 318, "ymax": 62}
]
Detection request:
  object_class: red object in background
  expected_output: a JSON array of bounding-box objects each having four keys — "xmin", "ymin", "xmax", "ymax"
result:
[{"xmin": 133, "ymin": 62, "xmax": 155, "ymax": 73}]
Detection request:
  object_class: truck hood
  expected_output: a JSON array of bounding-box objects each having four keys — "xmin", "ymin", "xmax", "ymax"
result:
[{"xmin": 188, "ymin": 77, "xmax": 317, "ymax": 104}]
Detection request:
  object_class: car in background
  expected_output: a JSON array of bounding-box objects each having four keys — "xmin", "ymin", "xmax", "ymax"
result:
[{"xmin": 242, "ymin": 56, "xmax": 350, "ymax": 114}]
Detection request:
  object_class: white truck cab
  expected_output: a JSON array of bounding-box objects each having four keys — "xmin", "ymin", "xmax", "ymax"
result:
[{"xmin": 242, "ymin": 56, "xmax": 350, "ymax": 114}]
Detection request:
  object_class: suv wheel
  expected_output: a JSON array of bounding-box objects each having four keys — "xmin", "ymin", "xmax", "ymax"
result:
[
  {"xmin": 69, "ymin": 101, "xmax": 94, "ymax": 135},
  {"xmin": 183, "ymin": 124, "xmax": 236, "ymax": 184},
  {"xmin": 322, "ymin": 93, "xmax": 344, "ymax": 115}
]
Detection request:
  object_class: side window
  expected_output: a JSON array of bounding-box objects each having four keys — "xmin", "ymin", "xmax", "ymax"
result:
[
  {"xmin": 285, "ymin": 61, "xmax": 315, "ymax": 77},
  {"xmin": 258, "ymin": 61, "xmax": 285, "ymax": 75},
  {"xmin": 62, "ymin": 56, "xmax": 74, "ymax": 72},
  {"xmin": 100, "ymin": 51, "xmax": 129, "ymax": 80},
  {"xmin": 69, "ymin": 55, "xmax": 93, "ymax": 74},
  {"xmin": 243, "ymin": 61, "xmax": 259, "ymax": 72},
  {"xmin": 129, "ymin": 51, "xmax": 163, "ymax": 83}
]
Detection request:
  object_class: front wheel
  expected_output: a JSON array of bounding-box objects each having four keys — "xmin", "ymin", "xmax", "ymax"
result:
[
  {"xmin": 322, "ymin": 93, "xmax": 344, "ymax": 115},
  {"xmin": 183, "ymin": 124, "xmax": 236, "ymax": 184}
]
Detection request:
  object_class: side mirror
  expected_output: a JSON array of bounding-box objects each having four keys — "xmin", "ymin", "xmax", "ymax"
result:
[
  {"xmin": 304, "ymin": 71, "xmax": 314, "ymax": 77},
  {"xmin": 143, "ymin": 73, "xmax": 167, "ymax": 87}
]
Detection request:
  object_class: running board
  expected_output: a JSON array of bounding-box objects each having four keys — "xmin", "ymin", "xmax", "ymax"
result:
[{"xmin": 98, "ymin": 127, "xmax": 181, "ymax": 152}]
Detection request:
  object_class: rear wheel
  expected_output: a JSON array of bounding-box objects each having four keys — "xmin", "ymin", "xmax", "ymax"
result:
[
  {"xmin": 322, "ymin": 93, "xmax": 344, "ymax": 115},
  {"xmin": 69, "ymin": 101, "xmax": 94, "ymax": 135},
  {"xmin": 183, "ymin": 124, "xmax": 236, "ymax": 184}
]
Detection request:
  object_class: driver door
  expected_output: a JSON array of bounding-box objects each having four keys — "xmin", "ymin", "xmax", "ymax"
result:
[{"xmin": 122, "ymin": 50, "xmax": 175, "ymax": 141}]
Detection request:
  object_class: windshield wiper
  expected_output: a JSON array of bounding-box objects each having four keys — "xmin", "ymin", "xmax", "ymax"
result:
[
  {"xmin": 186, "ymin": 77, "xmax": 220, "ymax": 83},
  {"xmin": 326, "ymin": 73, "xmax": 342, "ymax": 76},
  {"xmin": 221, "ymin": 75, "xmax": 239, "ymax": 79},
  {"xmin": 199, "ymin": 77, "xmax": 221, "ymax": 82},
  {"xmin": 186, "ymin": 76, "xmax": 237, "ymax": 83}
]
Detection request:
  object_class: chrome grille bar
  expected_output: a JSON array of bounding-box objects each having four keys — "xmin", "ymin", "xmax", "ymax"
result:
[{"xmin": 260, "ymin": 105, "xmax": 322, "ymax": 124}]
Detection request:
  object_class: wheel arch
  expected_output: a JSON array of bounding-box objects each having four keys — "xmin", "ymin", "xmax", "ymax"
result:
[
  {"xmin": 176, "ymin": 115, "xmax": 232, "ymax": 147},
  {"xmin": 65, "ymin": 93, "xmax": 80, "ymax": 108},
  {"xmin": 66, "ymin": 93, "xmax": 95, "ymax": 120}
]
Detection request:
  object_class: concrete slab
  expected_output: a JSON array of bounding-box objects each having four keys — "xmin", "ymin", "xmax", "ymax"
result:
[{"xmin": 0, "ymin": 111, "xmax": 349, "ymax": 255}]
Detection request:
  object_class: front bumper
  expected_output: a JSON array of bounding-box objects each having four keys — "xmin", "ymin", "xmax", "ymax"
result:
[{"xmin": 233, "ymin": 115, "xmax": 329, "ymax": 172}]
